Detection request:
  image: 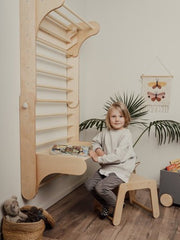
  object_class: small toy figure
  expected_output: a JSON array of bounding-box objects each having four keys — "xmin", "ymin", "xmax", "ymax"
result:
[
  {"xmin": 3, "ymin": 196, "xmax": 28, "ymax": 223},
  {"xmin": 166, "ymin": 159, "xmax": 180, "ymax": 172},
  {"xmin": 51, "ymin": 144, "xmax": 89, "ymax": 156}
]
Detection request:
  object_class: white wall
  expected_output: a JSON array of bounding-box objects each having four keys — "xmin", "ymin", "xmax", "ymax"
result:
[
  {"xmin": 0, "ymin": 0, "xmax": 22, "ymax": 214},
  {"xmin": 79, "ymin": 0, "xmax": 180, "ymax": 180},
  {"xmin": 0, "ymin": 0, "xmax": 180, "ymax": 221}
]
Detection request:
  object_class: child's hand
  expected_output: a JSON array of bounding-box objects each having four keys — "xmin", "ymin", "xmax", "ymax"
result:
[
  {"xmin": 95, "ymin": 148, "xmax": 104, "ymax": 156},
  {"xmin": 89, "ymin": 150, "xmax": 98, "ymax": 162}
]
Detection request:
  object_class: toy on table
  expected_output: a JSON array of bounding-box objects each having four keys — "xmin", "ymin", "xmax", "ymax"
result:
[
  {"xmin": 50, "ymin": 144, "xmax": 90, "ymax": 157},
  {"xmin": 165, "ymin": 159, "xmax": 180, "ymax": 172}
]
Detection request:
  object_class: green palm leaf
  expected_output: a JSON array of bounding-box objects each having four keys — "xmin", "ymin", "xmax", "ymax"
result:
[
  {"xmin": 79, "ymin": 118, "xmax": 106, "ymax": 131},
  {"xmin": 134, "ymin": 120, "xmax": 180, "ymax": 146},
  {"xmin": 104, "ymin": 93, "xmax": 148, "ymax": 126},
  {"xmin": 80, "ymin": 93, "xmax": 148, "ymax": 131}
]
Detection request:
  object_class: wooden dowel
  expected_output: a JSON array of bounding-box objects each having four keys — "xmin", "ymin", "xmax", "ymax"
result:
[
  {"xmin": 37, "ymin": 37, "xmax": 70, "ymax": 56},
  {"xmin": 55, "ymin": 9, "xmax": 83, "ymax": 30},
  {"xmin": 36, "ymin": 136, "xmax": 73, "ymax": 147},
  {"xmin": 37, "ymin": 69, "xmax": 73, "ymax": 80},
  {"xmin": 46, "ymin": 15, "xmax": 72, "ymax": 31},
  {"xmin": 36, "ymin": 113, "xmax": 72, "ymax": 118},
  {"xmin": 39, "ymin": 25, "xmax": 71, "ymax": 43},
  {"xmin": 36, "ymin": 124, "xmax": 73, "ymax": 133},
  {"xmin": 36, "ymin": 84, "xmax": 73, "ymax": 92},
  {"xmin": 36, "ymin": 54, "xmax": 72, "ymax": 68},
  {"xmin": 141, "ymin": 75, "xmax": 173, "ymax": 79},
  {"xmin": 63, "ymin": 4, "xmax": 94, "ymax": 29},
  {"xmin": 36, "ymin": 99, "xmax": 73, "ymax": 104}
]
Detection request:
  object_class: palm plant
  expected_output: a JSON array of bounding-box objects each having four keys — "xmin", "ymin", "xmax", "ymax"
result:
[
  {"xmin": 80, "ymin": 93, "xmax": 148, "ymax": 132},
  {"xmin": 80, "ymin": 93, "xmax": 180, "ymax": 146}
]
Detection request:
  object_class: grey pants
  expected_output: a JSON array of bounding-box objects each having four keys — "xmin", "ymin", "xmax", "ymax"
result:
[{"xmin": 85, "ymin": 170, "xmax": 124, "ymax": 207}]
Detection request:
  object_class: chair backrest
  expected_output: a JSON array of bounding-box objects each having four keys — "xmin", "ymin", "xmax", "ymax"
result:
[{"xmin": 133, "ymin": 161, "xmax": 141, "ymax": 173}]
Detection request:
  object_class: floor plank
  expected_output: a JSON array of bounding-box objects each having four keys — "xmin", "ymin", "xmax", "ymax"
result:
[{"xmin": 43, "ymin": 185, "xmax": 180, "ymax": 240}]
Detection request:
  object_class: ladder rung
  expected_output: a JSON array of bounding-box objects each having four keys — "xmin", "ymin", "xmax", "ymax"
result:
[
  {"xmin": 46, "ymin": 15, "xmax": 72, "ymax": 31},
  {"xmin": 36, "ymin": 124, "xmax": 73, "ymax": 133},
  {"xmin": 39, "ymin": 25, "xmax": 71, "ymax": 43},
  {"xmin": 36, "ymin": 84, "xmax": 73, "ymax": 92},
  {"xmin": 55, "ymin": 9, "xmax": 83, "ymax": 30},
  {"xmin": 37, "ymin": 69, "xmax": 73, "ymax": 80},
  {"xmin": 36, "ymin": 113, "xmax": 72, "ymax": 118},
  {"xmin": 37, "ymin": 37, "xmax": 70, "ymax": 56},
  {"xmin": 36, "ymin": 99, "xmax": 73, "ymax": 104},
  {"xmin": 36, "ymin": 54, "xmax": 72, "ymax": 68},
  {"xmin": 36, "ymin": 136, "xmax": 73, "ymax": 147},
  {"xmin": 63, "ymin": 4, "xmax": 94, "ymax": 29}
]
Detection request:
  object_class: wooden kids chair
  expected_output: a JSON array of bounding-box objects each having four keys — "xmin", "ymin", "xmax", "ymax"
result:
[{"xmin": 112, "ymin": 168, "xmax": 160, "ymax": 226}]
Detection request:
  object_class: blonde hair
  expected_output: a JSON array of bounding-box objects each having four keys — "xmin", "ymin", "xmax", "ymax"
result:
[{"xmin": 105, "ymin": 102, "xmax": 131, "ymax": 130}]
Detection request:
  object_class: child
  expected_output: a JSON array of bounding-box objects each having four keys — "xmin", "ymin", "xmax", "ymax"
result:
[{"xmin": 85, "ymin": 102, "xmax": 136, "ymax": 219}]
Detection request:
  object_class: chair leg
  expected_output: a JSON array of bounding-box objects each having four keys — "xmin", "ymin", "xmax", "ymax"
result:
[
  {"xmin": 129, "ymin": 190, "xmax": 136, "ymax": 204},
  {"xmin": 149, "ymin": 181, "xmax": 160, "ymax": 218},
  {"xmin": 112, "ymin": 187, "xmax": 126, "ymax": 226}
]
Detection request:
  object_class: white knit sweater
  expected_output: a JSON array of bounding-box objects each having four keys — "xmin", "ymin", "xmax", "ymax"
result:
[{"xmin": 92, "ymin": 128, "xmax": 136, "ymax": 182}]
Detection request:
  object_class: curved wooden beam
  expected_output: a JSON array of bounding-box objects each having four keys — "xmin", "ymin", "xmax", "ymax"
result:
[
  {"xmin": 67, "ymin": 21, "xmax": 100, "ymax": 57},
  {"xmin": 36, "ymin": 154, "xmax": 88, "ymax": 185},
  {"xmin": 36, "ymin": 0, "xmax": 65, "ymax": 30}
]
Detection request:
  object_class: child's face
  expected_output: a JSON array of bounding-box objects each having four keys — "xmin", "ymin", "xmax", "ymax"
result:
[{"xmin": 109, "ymin": 108, "xmax": 125, "ymax": 130}]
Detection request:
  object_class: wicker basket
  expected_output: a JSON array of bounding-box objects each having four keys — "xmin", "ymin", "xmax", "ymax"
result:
[{"xmin": 2, "ymin": 217, "xmax": 45, "ymax": 240}]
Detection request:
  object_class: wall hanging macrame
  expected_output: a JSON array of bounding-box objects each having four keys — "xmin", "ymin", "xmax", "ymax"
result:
[{"xmin": 141, "ymin": 75, "xmax": 173, "ymax": 112}]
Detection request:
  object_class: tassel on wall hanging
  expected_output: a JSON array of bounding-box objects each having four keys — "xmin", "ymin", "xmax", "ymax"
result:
[{"xmin": 141, "ymin": 74, "xmax": 173, "ymax": 112}]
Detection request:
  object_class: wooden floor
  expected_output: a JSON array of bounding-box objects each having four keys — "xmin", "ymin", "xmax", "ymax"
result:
[{"xmin": 43, "ymin": 185, "xmax": 180, "ymax": 240}]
